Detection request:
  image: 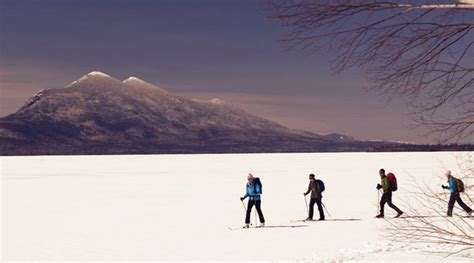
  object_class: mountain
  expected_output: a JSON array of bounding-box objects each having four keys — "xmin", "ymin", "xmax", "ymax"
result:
[{"xmin": 0, "ymin": 71, "xmax": 397, "ymax": 155}]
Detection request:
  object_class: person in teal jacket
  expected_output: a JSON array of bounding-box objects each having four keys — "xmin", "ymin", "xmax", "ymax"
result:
[
  {"xmin": 442, "ymin": 170, "xmax": 472, "ymax": 217},
  {"xmin": 240, "ymin": 173, "xmax": 265, "ymax": 228}
]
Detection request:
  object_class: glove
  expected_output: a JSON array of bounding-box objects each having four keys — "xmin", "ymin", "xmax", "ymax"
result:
[
  {"xmin": 303, "ymin": 192, "xmax": 307, "ymax": 196},
  {"xmin": 376, "ymin": 184, "xmax": 382, "ymax": 190},
  {"xmin": 240, "ymin": 197, "xmax": 245, "ymax": 201},
  {"xmin": 442, "ymin": 185, "xmax": 449, "ymax": 189}
]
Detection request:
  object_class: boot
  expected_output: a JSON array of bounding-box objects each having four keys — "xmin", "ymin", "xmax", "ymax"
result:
[
  {"xmin": 394, "ymin": 211, "xmax": 403, "ymax": 218},
  {"xmin": 375, "ymin": 214, "xmax": 384, "ymax": 218},
  {"xmin": 259, "ymin": 222, "xmax": 265, "ymax": 228},
  {"xmin": 243, "ymin": 224, "xmax": 250, "ymax": 228}
]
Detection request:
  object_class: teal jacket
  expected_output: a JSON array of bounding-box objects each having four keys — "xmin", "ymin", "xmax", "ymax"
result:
[
  {"xmin": 243, "ymin": 181, "xmax": 261, "ymax": 201},
  {"xmin": 448, "ymin": 177, "xmax": 457, "ymax": 193}
]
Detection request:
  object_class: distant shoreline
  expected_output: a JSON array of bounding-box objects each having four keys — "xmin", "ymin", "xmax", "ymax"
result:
[{"xmin": 1, "ymin": 144, "xmax": 472, "ymax": 157}]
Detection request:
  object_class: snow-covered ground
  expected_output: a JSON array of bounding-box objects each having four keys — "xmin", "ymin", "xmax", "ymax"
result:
[{"xmin": 1, "ymin": 152, "xmax": 473, "ymax": 262}]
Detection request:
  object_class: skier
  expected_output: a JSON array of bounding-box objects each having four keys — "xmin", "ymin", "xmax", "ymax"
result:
[
  {"xmin": 240, "ymin": 173, "xmax": 265, "ymax": 228},
  {"xmin": 376, "ymin": 168, "xmax": 403, "ymax": 218},
  {"xmin": 442, "ymin": 170, "xmax": 472, "ymax": 217},
  {"xmin": 304, "ymin": 173, "xmax": 325, "ymax": 221}
]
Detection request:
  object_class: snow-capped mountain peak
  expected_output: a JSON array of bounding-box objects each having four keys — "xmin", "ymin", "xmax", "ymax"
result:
[
  {"xmin": 87, "ymin": 71, "xmax": 111, "ymax": 78},
  {"xmin": 123, "ymin": 76, "xmax": 169, "ymax": 93},
  {"xmin": 123, "ymin": 76, "xmax": 151, "ymax": 86},
  {"xmin": 123, "ymin": 76, "xmax": 144, "ymax": 83},
  {"xmin": 66, "ymin": 71, "xmax": 116, "ymax": 88}
]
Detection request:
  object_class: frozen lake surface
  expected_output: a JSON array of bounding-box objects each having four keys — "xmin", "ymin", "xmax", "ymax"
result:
[{"xmin": 1, "ymin": 152, "xmax": 473, "ymax": 261}]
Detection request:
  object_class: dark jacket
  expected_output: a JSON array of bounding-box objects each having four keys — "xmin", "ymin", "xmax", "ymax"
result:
[{"xmin": 305, "ymin": 179, "xmax": 322, "ymax": 198}]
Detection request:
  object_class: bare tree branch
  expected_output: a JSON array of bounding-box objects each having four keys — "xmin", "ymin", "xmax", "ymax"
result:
[
  {"xmin": 262, "ymin": 0, "xmax": 474, "ymax": 142},
  {"xmin": 384, "ymin": 157, "xmax": 474, "ymax": 257}
]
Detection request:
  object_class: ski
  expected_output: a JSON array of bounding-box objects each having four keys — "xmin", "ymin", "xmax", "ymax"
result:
[
  {"xmin": 323, "ymin": 218, "xmax": 361, "ymax": 222},
  {"xmin": 398, "ymin": 215, "xmax": 473, "ymax": 219},
  {"xmin": 291, "ymin": 219, "xmax": 314, "ymax": 223},
  {"xmin": 292, "ymin": 218, "xmax": 361, "ymax": 222},
  {"xmin": 260, "ymin": 225, "xmax": 307, "ymax": 228},
  {"xmin": 228, "ymin": 226, "xmax": 263, "ymax": 231},
  {"xmin": 388, "ymin": 215, "xmax": 473, "ymax": 220},
  {"xmin": 228, "ymin": 225, "xmax": 307, "ymax": 230}
]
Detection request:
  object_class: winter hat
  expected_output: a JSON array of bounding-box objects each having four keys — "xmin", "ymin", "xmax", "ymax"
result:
[{"xmin": 247, "ymin": 173, "xmax": 254, "ymax": 180}]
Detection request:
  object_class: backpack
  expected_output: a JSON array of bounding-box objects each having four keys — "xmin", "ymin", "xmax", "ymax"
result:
[
  {"xmin": 455, "ymin": 178, "xmax": 465, "ymax": 193},
  {"xmin": 253, "ymin": 177, "xmax": 262, "ymax": 194},
  {"xmin": 387, "ymin": 173, "xmax": 398, "ymax": 191},
  {"xmin": 315, "ymin": 179, "xmax": 325, "ymax": 193}
]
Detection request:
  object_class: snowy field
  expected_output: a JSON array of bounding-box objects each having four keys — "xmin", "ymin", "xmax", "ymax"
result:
[{"xmin": 1, "ymin": 152, "xmax": 473, "ymax": 262}]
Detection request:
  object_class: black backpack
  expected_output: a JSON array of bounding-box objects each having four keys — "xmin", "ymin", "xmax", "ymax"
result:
[
  {"xmin": 253, "ymin": 177, "xmax": 263, "ymax": 194},
  {"xmin": 315, "ymin": 179, "xmax": 325, "ymax": 193},
  {"xmin": 455, "ymin": 178, "xmax": 465, "ymax": 193}
]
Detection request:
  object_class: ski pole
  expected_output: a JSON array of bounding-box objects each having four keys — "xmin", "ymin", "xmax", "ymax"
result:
[
  {"xmin": 322, "ymin": 201, "xmax": 332, "ymax": 218},
  {"xmin": 304, "ymin": 194, "xmax": 309, "ymax": 215},
  {"xmin": 254, "ymin": 204, "xmax": 257, "ymax": 227},
  {"xmin": 241, "ymin": 199, "xmax": 247, "ymax": 212},
  {"xmin": 377, "ymin": 189, "xmax": 381, "ymax": 214}
]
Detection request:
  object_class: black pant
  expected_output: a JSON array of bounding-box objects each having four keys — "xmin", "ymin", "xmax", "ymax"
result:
[
  {"xmin": 309, "ymin": 197, "xmax": 325, "ymax": 220},
  {"xmin": 447, "ymin": 192, "xmax": 472, "ymax": 216},
  {"xmin": 245, "ymin": 200, "xmax": 265, "ymax": 224},
  {"xmin": 380, "ymin": 191, "xmax": 402, "ymax": 215}
]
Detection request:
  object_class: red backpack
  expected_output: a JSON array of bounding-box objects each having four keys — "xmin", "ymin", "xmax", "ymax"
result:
[{"xmin": 387, "ymin": 173, "xmax": 398, "ymax": 191}]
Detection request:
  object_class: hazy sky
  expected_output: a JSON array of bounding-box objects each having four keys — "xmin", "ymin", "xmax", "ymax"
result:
[{"xmin": 0, "ymin": 0, "xmax": 437, "ymax": 143}]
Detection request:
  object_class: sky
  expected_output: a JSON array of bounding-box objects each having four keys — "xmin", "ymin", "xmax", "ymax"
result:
[{"xmin": 0, "ymin": 0, "xmax": 440, "ymax": 143}]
